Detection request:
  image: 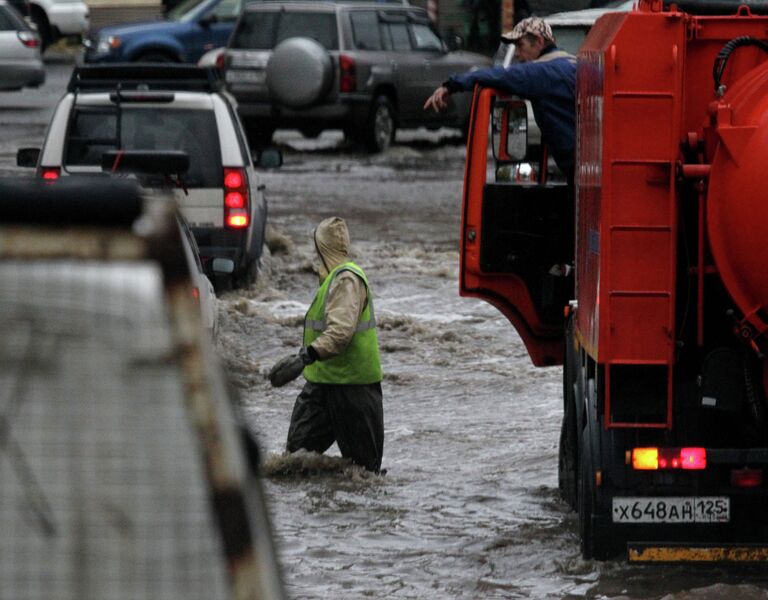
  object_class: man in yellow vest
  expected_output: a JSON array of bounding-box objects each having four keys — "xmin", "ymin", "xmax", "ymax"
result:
[{"xmin": 268, "ymin": 217, "xmax": 384, "ymax": 473}]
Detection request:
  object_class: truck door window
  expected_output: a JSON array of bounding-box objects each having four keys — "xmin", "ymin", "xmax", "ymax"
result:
[{"xmin": 491, "ymin": 99, "xmax": 528, "ymax": 180}]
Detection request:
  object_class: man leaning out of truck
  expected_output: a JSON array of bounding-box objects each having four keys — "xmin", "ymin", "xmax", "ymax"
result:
[{"xmin": 424, "ymin": 16, "xmax": 576, "ymax": 182}]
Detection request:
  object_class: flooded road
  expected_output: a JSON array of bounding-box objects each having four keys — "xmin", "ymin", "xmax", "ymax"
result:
[
  {"xmin": 216, "ymin": 133, "xmax": 768, "ymax": 599},
  {"xmin": 5, "ymin": 60, "xmax": 768, "ymax": 599}
]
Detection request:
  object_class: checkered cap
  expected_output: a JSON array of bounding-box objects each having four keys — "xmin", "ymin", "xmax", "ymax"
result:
[{"xmin": 500, "ymin": 16, "xmax": 555, "ymax": 44}]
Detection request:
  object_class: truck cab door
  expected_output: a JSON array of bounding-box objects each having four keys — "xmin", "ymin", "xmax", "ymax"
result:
[{"xmin": 460, "ymin": 88, "xmax": 572, "ymax": 366}]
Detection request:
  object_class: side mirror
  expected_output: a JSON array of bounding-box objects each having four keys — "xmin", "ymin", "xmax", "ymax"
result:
[
  {"xmin": 254, "ymin": 148, "xmax": 282, "ymax": 169},
  {"xmin": 212, "ymin": 257, "xmax": 235, "ymax": 274},
  {"xmin": 198, "ymin": 12, "xmax": 217, "ymax": 27},
  {"xmin": 492, "ymin": 99, "xmax": 528, "ymax": 163},
  {"xmin": 17, "ymin": 147, "xmax": 40, "ymax": 168}
]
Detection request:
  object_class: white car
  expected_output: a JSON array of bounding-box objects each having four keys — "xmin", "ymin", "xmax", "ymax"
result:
[
  {"xmin": 29, "ymin": 0, "xmax": 88, "ymax": 49},
  {"xmin": 0, "ymin": 0, "xmax": 44, "ymax": 90},
  {"xmin": 178, "ymin": 213, "xmax": 219, "ymax": 337},
  {"xmin": 17, "ymin": 64, "xmax": 276, "ymax": 289}
]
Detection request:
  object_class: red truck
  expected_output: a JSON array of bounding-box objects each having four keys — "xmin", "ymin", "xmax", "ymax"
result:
[{"xmin": 460, "ymin": 0, "xmax": 768, "ymax": 561}]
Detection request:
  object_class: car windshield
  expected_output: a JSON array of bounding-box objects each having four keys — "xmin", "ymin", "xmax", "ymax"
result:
[
  {"xmin": 64, "ymin": 107, "xmax": 222, "ymax": 188},
  {"xmin": 167, "ymin": 0, "xmax": 207, "ymax": 22},
  {"xmin": 231, "ymin": 11, "xmax": 338, "ymax": 50}
]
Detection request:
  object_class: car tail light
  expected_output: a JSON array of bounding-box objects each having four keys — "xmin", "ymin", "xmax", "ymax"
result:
[
  {"xmin": 339, "ymin": 54, "xmax": 356, "ymax": 93},
  {"xmin": 631, "ymin": 447, "xmax": 707, "ymax": 470},
  {"xmin": 223, "ymin": 167, "xmax": 249, "ymax": 229},
  {"xmin": 192, "ymin": 286, "xmax": 200, "ymax": 302},
  {"xmin": 215, "ymin": 50, "xmax": 225, "ymax": 70},
  {"xmin": 731, "ymin": 468, "xmax": 763, "ymax": 488},
  {"xmin": 41, "ymin": 167, "xmax": 60, "ymax": 181},
  {"xmin": 17, "ymin": 31, "xmax": 39, "ymax": 48}
]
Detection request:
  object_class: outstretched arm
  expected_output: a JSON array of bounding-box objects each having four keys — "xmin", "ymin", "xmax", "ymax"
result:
[{"xmin": 424, "ymin": 85, "xmax": 451, "ymax": 112}]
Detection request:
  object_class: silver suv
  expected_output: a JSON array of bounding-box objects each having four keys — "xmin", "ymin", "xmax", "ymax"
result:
[
  {"xmin": 17, "ymin": 64, "xmax": 275, "ymax": 288},
  {"xmin": 223, "ymin": 1, "xmax": 492, "ymax": 151}
]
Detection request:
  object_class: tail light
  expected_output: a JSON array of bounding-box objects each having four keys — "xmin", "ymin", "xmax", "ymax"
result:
[
  {"xmin": 17, "ymin": 31, "xmax": 39, "ymax": 48},
  {"xmin": 223, "ymin": 167, "xmax": 249, "ymax": 229},
  {"xmin": 41, "ymin": 167, "xmax": 60, "ymax": 181},
  {"xmin": 215, "ymin": 50, "xmax": 225, "ymax": 70},
  {"xmin": 192, "ymin": 286, "xmax": 200, "ymax": 302},
  {"xmin": 631, "ymin": 447, "xmax": 707, "ymax": 470},
  {"xmin": 731, "ymin": 468, "xmax": 763, "ymax": 488},
  {"xmin": 339, "ymin": 54, "xmax": 356, "ymax": 93}
]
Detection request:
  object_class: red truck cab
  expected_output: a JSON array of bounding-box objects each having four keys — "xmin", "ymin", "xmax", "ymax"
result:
[{"xmin": 460, "ymin": 0, "xmax": 768, "ymax": 561}]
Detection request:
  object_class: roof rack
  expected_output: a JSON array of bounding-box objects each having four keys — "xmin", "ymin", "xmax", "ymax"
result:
[{"xmin": 67, "ymin": 64, "xmax": 223, "ymax": 94}]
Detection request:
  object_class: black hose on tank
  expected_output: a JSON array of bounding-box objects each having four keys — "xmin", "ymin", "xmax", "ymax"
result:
[{"xmin": 713, "ymin": 36, "xmax": 768, "ymax": 95}]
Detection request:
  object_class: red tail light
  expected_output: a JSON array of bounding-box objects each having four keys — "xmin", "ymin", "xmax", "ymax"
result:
[
  {"xmin": 339, "ymin": 54, "xmax": 356, "ymax": 93},
  {"xmin": 215, "ymin": 50, "xmax": 225, "ymax": 70},
  {"xmin": 192, "ymin": 286, "xmax": 200, "ymax": 302},
  {"xmin": 17, "ymin": 31, "xmax": 39, "ymax": 48},
  {"xmin": 632, "ymin": 447, "xmax": 706, "ymax": 470},
  {"xmin": 41, "ymin": 167, "xmax": 60, "ymax": 181},
  {"xmin": 223, "ymin": 167, "xmax": 249, "ymax": 229},
  {"xmin": 731, "ymin": 468, "xmax": 763, "ymax": 488}
]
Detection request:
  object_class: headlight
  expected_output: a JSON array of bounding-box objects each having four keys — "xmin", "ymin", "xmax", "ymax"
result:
[{"xmin": 96, "ymin": 36, "xmax": 121, "ymax": 54}]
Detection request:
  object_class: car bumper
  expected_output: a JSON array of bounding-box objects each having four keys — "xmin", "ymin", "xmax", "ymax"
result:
[
  {"xmin": 0, "ymin": 61, "xmax": 45, "ymax": 90},
  {"xmin": 192, "ymin": 226, "xmax": 247, "ymax": 272}
]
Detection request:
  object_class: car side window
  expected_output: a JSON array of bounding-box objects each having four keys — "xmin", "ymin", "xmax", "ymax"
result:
[
  {"xmin": 411, "ymin": 23, "xmax": 443, "ymax": 52},
  {"xmin": 210, "ymin": 0, "xmax": 239, "ymax": 20},
  {"xmin": 0, "ymin": 7, "xmax": 18, "ymax": 30},
  {"xmin": 350, "ymin": 11, "xmax": 382, "ymax": 51},
  {"xmin": 387, "ymin": 22, "xmax": 411, "ymax": 51}
]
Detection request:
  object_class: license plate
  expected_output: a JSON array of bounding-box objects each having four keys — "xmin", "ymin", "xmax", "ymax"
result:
[
  {"xmin": 225, "ymin": 70, "xmax": 266, "ymax": 84},
  {"xmin": 612, "ymin": 497, "xmax": 730, "ymax": 523}
]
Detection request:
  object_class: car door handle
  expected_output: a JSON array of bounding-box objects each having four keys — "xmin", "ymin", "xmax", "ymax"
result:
[{"xmin": 257, "ymin": 184, "xmax": 266, "ymax": 191}]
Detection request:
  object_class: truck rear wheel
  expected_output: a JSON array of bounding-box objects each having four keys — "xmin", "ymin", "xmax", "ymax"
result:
[
  {"xmin": 579, "ymin": 435, "xmax": 617, "ymax": 560},
  {"xmin": 559, "ymin": 314, "xmax": 578, "ymax": 510},
  {"xmin": 558, "ymin": 398, "xmax": 577, "ymax": 510}
]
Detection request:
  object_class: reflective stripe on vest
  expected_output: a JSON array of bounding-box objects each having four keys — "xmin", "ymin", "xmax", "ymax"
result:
[{"xmin": 302, "ymin": 262, "xmax": 383, "ymax": 384}]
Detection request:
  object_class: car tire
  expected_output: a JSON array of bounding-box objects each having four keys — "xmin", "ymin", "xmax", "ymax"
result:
[
  {"xmin": 266, "ymin": 37, "xmax": 332, "ymax": 109},
  {"xmin": 135, "ymin": 51, "xmax": 177, "ymax": 63},
  {"xmin": 30, "ymin": 6, "xmax": 51, "ymax": 51},
  {"xmin": 361, "ymin": 95, "xmax": 395, "ymax": 153}
]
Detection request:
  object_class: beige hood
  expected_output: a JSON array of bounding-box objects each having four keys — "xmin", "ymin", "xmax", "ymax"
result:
[{"xmin": 314, "ymin": 217, "xmax": 350, "ymax": 281}]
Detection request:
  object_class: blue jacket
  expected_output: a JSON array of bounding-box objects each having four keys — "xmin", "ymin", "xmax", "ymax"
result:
[{"xmin": 445, "ymin": 45, "xmax": 576, "ymax": 177}]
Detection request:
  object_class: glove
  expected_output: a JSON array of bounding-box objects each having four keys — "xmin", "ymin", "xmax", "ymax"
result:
[{"xmin": 268, "ymin": 347, "xmax": 316, "ymax": 387}]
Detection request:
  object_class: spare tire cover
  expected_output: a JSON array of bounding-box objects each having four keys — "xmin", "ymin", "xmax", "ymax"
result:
[{"xmin": 266, "ymin": 37, "xmax": 333, "ymax": 109}]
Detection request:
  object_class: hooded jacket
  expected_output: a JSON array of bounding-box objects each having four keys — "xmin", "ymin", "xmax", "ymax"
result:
[{"xmin": 307, "ymin": 217, "xmax": 370, "ymax": 360}]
